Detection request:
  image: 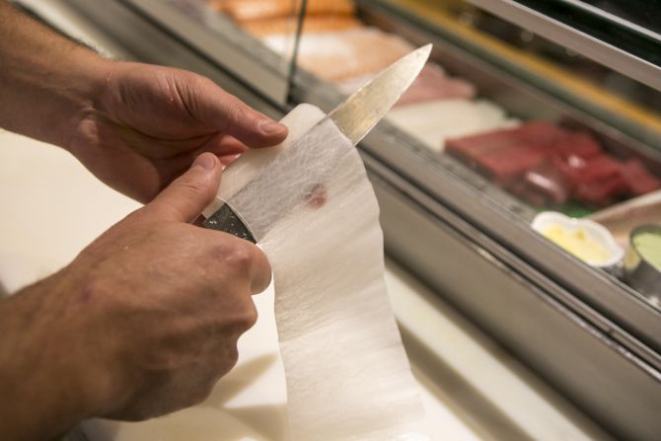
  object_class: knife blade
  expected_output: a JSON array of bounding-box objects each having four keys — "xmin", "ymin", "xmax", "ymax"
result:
[
  {"xmin": 327, "ymin": 43, "xmax": 432, "ymax": 145},
  {"xmin": 203, "ymin": 44, "xmax": 432, "ymax": 241}
]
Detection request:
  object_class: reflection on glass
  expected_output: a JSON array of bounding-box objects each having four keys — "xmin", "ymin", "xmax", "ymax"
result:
[
  {"xmin": 166, "ymin": 0, "xmax": 305, "ymax": 73},
  {"xmin": 172, "ymin": 0, "xmax": 661, "ymax": 305},
  {"xmin": 577, "ymin": 0, "xmax": 661, "ymax": 34}
]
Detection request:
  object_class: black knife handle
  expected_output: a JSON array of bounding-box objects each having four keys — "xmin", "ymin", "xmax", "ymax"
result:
[{"xmin": 202, "ymin": 204, "xmax": 257, "ymax": 244}]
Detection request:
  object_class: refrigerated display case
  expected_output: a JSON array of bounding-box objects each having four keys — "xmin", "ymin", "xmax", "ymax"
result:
[{"xmin": 15, "ymin": 0, "xmax": 661, "ymax": 439}]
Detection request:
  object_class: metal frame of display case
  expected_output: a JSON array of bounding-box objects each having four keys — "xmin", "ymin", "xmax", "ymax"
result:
[
  {"xmin": 98, "ymin": 0, "xmax": 292, "ymax": 105},
  {"xmin": 355, "ymin": 0, "xmax": 661, "ymax": 356},
  {"xmin": 468, "ymin": 0, "xmax": 661, "ymax": 92},
  {"xmin": 22, "ymin": 0, "xmax": 661, "ymax": 439}
]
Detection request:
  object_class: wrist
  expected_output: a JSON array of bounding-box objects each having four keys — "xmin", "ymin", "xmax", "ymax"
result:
[
  {"xmin": 0, "ymin": 1, "xmax": 115, "ymax": 150},
  {"xmin": 39, "ymin": 264, "xmax": 124, "ymax": 417},
  {"xmin": 0, "ymin": 268, "xmax": 119, "ymax": 439},
  {"xmin": 53, "ymin": 54, "xmax": 117, "ymax": 152},
  {"xmin": 48, "ymin": 261, "xmax": 133, "ymax": 419}
]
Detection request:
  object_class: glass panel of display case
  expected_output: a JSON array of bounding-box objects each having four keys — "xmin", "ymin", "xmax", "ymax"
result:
[
  {"xmin": 377, "ymin": 0, "xmax": 661, "ymax": 310},
  {"xmin": 157, "ymin": 0, "xmax": 308, "ymax": 103},
  {"xmin": 576, "ymin": 0, "xmax": 661, "ymax": 35},
  {"xmin": 213, "ymin": 0, "xmax": 661, "ymax": 311},
  {"xmin": 144, "ymin": 0, "xmax": 661, "ymax": 328},
  {"xmin": 514, "ymin": 0, "xmax": 661, "ymax": 64},
  {"xmin": 469, "ymin": 0, "xmax": 661, "ymax": 112}
]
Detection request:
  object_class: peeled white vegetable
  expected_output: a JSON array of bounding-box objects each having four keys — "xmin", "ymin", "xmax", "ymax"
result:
[{"xmin": 84, "ymin": 104, "xmax": 428, "ymax": 441}]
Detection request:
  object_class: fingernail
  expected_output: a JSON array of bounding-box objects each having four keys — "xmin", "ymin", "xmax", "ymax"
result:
[
  {"xmin": 259, "ymin": 119, "xmax": 286, "ymax": 135},
  {"xmin": 193, "ymin": 153, "xmax": 216, "ymax": 170}
]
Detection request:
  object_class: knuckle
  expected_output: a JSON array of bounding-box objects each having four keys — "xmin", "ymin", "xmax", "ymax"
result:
[
  {"xmin": 187, "ymin": 383, "xmax": 216, "ymax": 408},
  {"xmin": 240, "ymin": 302, "xmax": 258, "ymax": 329},
  {"xmin": 225, "ymin": 300, "xmax": 258, "ymax": 333},
  {"xmin": 211, "ymin": 342, "xmax": 239, "ymax": 378},
  {"xmin": 223, "ymin": 243, "xmax": 254, "ymax": 272},
  {"xmin": 226, "ymin": 343, "xmax": 240, "ymax": 366},
  {"xmin": 222, "ymin": 95, "xmax": 249, "ymax": 122}
]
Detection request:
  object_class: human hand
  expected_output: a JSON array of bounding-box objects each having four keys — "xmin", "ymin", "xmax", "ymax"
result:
[
  {"xmin": 69, "ymin": 60, "xmax": 288, "ymax": 202},
  {"xmin": 0, "ymin": 153, "xmax": 271, "ymax": 440}
]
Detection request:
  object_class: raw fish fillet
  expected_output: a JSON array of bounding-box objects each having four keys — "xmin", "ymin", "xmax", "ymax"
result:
[
  {"xmin": 240, "ymin": 16, "xmax": 362, "ymax": 36},
  {"xmin": 447, "ymin": 123, "xmax": 602, "ymax": 187},
  {"xmin": 619, "ymin": 158, "xmax": 661, "ymax": 195},
  {"xmin": 474, "ymin": 143, "xmax": 547, "ymax": 185},
  {"xmin": 575, "ymin": 174, "xmax": 627, "ymax": 207},
  {"xmin": 387, "ymin": 99, "xmax": 517, "ymax": 152},
  {"xmin": 446, "ymin": 122, "xmax": 565, "ymax": 159},
  {"xmin": 569, "ymin": 157, "xmax": 660, "ymax": 206},
  {"xmin": 206, "ymin": 0, "xmax": 223, "ymax": 13},
  {"xmin": 551, "ymin": 154, "xmax": 621, "ymax": 185},
  {"xmin": 395, "ymin": 63, "xmax": 476, "ymax": 107},
  {"xmin": 264, "ymin": 28, "xmax": 414, "ymax": 82},
  {"xmin": 515, "ymin": 131, "xmax": 600, "ymax": 205},
  {"xmin": 339, "ymin": 63, "xmax": 475, "ymax": 106},
  {"xmin": 447, "ymin": 121, "xmax": 661, "ymax": 208},
  {"xmin": 520, "ymin": 162, "xmax": 573, "ymax": 206},
  {"xmin": 221, "ymin": 0, "xmax": 355, "ymax": 21},
  {"xmin": 552, "ymin": 132, "xmax": 601, "ymax": 159}
]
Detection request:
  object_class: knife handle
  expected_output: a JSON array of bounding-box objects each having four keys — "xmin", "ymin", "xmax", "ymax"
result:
[{"xmin": 202, "ymin": 204, "xmax": 257, "ymax": 244}]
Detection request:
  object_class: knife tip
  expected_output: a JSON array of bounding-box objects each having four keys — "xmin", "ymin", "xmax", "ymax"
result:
[{"xmin": 419, "ymin": 43, "xmax": 433, "ymax": 58}]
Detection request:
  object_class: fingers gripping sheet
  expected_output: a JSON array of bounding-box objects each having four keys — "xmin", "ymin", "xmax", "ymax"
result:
[{"xmin": 203, "ymin": 104, "xmax": 428, "ymax": 440}]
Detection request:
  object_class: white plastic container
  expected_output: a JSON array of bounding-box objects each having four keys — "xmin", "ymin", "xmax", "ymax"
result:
[{"xmin": 531, "ymin": 211, "xmax": 624, "ymax": 270}]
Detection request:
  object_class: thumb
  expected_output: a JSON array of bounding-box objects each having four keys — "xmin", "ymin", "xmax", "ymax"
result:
[{"xmin": 144, "ymin": 153, "xmax": 222, "ymax": 222}]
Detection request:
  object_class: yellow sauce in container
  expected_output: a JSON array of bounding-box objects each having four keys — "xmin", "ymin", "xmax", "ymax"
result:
[{"xmin": 542, "ymin": 224, "xmax": 611, "ymax": 264}]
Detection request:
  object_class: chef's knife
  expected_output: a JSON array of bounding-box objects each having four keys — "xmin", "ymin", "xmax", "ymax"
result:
[{"xmin": 203, "ymin": 44, "xmax": 432, "ymax": 241}]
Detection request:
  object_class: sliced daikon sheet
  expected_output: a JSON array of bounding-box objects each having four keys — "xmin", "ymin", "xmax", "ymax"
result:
[
  {"xmin": 83, "ymin": 103, "xmax": 428, "ymax": 441},
  {"xmin": 210, "ymin": 103, "xmax": 428, "ymax": 440}
]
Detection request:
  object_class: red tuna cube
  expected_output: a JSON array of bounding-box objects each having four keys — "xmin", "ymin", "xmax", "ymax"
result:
[
  {"xmin": 619, "ymin": 158, "xmax": 661, "ymax": 195},
  {"xmin": 475, "ymin": 144, "xmax": 547, "ymax": 186},
  {"xmin": 552, "ymin": 154, "xmax": 621, "ymax": 186},
  {"xmin": 552, "ymin": 132, "xmax": 601, "ymax": 159},
  {"xmin": 510, "ymin": 180, "xmax": 549, "ymax": 207},
  {"xmin": 446, "ymin": 122, "xmax": 564, "ymax": 160},
  {"xmin": 520, "ymin": 161, "xmax": 573, "ymax": 206},
  {"xmin": 575, "ymin": 174, "xmax": 627, "ymax": 206}
]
